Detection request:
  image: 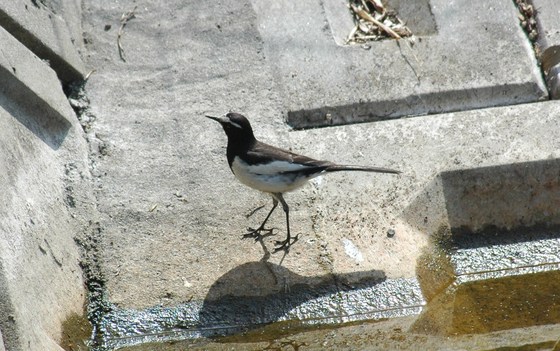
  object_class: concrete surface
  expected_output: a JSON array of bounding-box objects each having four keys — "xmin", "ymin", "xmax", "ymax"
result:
[
  {"xmin": 80, "ymin": 0, "xmax": 557, "ymax": 306},
  {"xmin": 0, "ymin": 12, "xmax": 92, "ymax": 351},
  {"xmin": 0, "ymin": 0, "xmax": 86, "ymax": 83},
  {"xmin": 2, "ymin": 0, "xmax": 560, "ymax": 350},
  {"xmin": 534, "ymin": 0, "xmax": 560, "ymax": 47},
  {"xmin": 412, "ymin": 159, "xmax": 560, "ymax": 335},
  {"xmin": 255, "ymin": 0, "xmax": 547, "ymax": 128},
  {"xmin": 82, "ymin": 0, "xmax": 295, "ymax": 310},
  {"xmin": 96, "ymin": 277, "xmax": 424, "ymax": 349},
  {"xmin": 0, "ymin": 26, "xmax": 74, "ymax": 127},
  {"xmin": 121, "ymin": 318, "xmax": 560, "ymax": 351},
  {"xmin": 76, "ymin": 0, "xmax": 560, "ymax": 348},
  {"xmin": 48, "ymin": 0, "xmax": 86, "ymax": 56}
]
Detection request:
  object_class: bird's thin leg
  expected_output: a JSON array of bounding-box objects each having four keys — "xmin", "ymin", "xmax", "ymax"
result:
[
  {"xmin": 273, "ymin": 193, "xmax": 299, "ymax": 252},
  {"xmin": 243, "ymin": 198, "xmax": 278, "ymax": 241}
]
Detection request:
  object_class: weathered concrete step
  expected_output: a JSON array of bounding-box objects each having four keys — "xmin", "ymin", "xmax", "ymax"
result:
[
  {"xmin": 252, "ymin": 0, "xmax": 548, "ymax": 128},
  {"xmin": 0, "ymin": 4, "xmax": 91, "ymax": 351},
  {"xmin": 0, "ymin": 0, "xmax": 86, "ymax": 83},
  {"xmin": 412, "ymin": 159, "xmax": 560, "ymax": 334},
  {"xmin": 80, "ymin": 0, "xmax": 560, "ymax": 348},
  {"xmin": 96, "ymin": 270, "xmax": 423, "ymax": 349},
  {"xmin": 0, "ymin": 25, "xmax": 76, "ymax": 129}
]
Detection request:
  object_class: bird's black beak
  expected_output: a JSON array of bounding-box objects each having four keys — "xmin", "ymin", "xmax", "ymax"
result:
[{"xmin": 205, "ymin": 114, "xmax": 227, "ymax": 124}]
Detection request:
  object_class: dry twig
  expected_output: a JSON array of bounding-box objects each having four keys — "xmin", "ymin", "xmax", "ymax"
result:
[
  {"xmin": 117, "ymin": 6, "xmax": 137, "ymax": 62},
  {"xmin": 368, "ymin": 0, "xmax": 385, "ymax": 13},
  {"xmin": 350, "ymin": 3, "xmax": 401, "ymax": 39},
  {"xmin": 347, "ymin": 0, "xmax": 411, "ymax": 44}
]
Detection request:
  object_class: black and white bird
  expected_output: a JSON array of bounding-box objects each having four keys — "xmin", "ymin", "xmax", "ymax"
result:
[{"xmin": 206, "ymin": 112, "xmax": 400, "ymax": 252}]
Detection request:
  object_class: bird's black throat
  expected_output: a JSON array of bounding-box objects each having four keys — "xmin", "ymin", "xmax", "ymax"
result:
[
  {"xmin": 218, "ymin": 114, "xmax": 257, "ymax": 168},
  {"xmin": 226, "ymin": 137, "xmax": 255, "ymax": 168}
]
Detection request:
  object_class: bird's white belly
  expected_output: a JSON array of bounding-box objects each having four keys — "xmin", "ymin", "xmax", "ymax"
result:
[{"xmin": 231, "ymin": 157, "xmax": 315, "ymax": 193}]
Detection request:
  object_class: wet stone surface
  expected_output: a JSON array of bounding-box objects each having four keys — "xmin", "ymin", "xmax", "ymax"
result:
[
  {"xmin": 98, "ymin": 277, "xmax": 423, "ymax": 349},
  {"xmin": 414, "ymin": 225, "xmax": 560, "ymax": 335},
  {"xmin": 452, "ymin": 232, "xmax": 560, "ymax": 276},
  {"xmin": 412, "ymin": 158, "xmax": 560, "ymax": 336}
]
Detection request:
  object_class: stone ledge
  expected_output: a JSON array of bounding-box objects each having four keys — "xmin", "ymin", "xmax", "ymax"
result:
[
  {"xmin": 0, "ymin": 7, "xmax": 92, "ymax": 351},
  {"xmin": 0, "ymin": 26, "xmax": 76, "ymax": 129},
  {"xmin": 0, "ymin": 0, "xmax": 86, "ymax": 84},
  {"xmin": 252, "ymin": 0, "xmax": 548, "ymax": 128}
]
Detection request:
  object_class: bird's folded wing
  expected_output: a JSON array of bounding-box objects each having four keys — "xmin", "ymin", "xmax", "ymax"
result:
[{"xmin": 245, "ymin": 142, "xmax": 333, "ymax": 175}]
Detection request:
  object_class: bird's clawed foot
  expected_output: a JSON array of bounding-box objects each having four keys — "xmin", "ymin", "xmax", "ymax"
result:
[
  {"xmin": 273, "ymin": 234, "xmax": 299, "ymax": 253},
  {"xmin": 242, "ymin": 226, "xmax": 275, "ymax": 242}
]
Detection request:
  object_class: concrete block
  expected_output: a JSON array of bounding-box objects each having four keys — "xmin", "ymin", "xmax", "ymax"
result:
[
  {"xmin": 80, "ymin": 0, "xmax": 560, "ymax": 347},
  {"xmin": 252, "ymin": 0, "xmax": 548, "ymax": 128},
  {"xmin": 0, "ymin": 13, "xmax": 93, "ymax": 351},
  {"xmin": 89, "ymin": 96, "xmax": 560, "ymax": 344},
  {"xmin": 47, "ymin": 0, "xmax": 86, "ymax": 56},
  {"xmin": 0, "ymin": 26, "xmax": 76, "ymax": 128},
  {"xmin": 411, "ymin": 160, "xmax": 560, "ymax": 334},
  {"xmin": 0, "ymin": 0, "xmax": 86, "ymax": 83},
  {"xmin": 0, "ymin": 101, "xmax": 91, "ymax": 350}
]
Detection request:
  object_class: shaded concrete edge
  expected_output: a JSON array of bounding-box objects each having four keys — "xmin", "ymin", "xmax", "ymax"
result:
[
  {"xmin": 0, "ymin": 2, "xmax": 94, "ymax": 350},
  {"xmin": 96, "ymin": 277, "xmax": 423, "ymax": 350},
  {"xmin": 0, "ymin": 2, "xmax": 86, "ymax": 83},
  {"xmin": 287, "ymin": 82, "xmax": 547, "ymax": 129}
]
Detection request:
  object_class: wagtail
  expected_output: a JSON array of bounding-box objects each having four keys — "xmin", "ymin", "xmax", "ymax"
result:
[{"xmin": 206, "ymin": 112, "xmax": 400, "ymax": 252}]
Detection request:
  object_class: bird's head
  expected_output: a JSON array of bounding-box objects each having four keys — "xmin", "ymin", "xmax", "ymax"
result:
[{"xmin": 206, "ymin": 112, "xmax": 255, "ymax": 141}]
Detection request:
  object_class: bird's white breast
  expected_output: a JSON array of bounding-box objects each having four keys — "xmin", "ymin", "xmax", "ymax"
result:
[{"xmin": 231, "ymin": 157, "xmax": 318, "ymax": 193}]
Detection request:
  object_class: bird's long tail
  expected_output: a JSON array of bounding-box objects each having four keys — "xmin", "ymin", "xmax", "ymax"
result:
[{"xmin": 325, "ymin": 164, "xmax": 401, "ymax": 174}]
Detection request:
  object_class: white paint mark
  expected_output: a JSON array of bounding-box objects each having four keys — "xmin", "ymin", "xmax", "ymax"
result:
[{"xmin": 342, "ymin": 238, "xmax": 363, "ymax": 263}]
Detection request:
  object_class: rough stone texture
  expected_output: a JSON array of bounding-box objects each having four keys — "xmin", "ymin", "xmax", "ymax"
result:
[
  {"xmin": 288, "ymin": 101, "xmax": 560, "ymax": 279},
  {"xmin": 0, "ymin": 19, "xmax": 92, "ymax": 351},
  {"xmin": 0, "ymin": 0, "xmax": 86, "ymax": 83}
]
